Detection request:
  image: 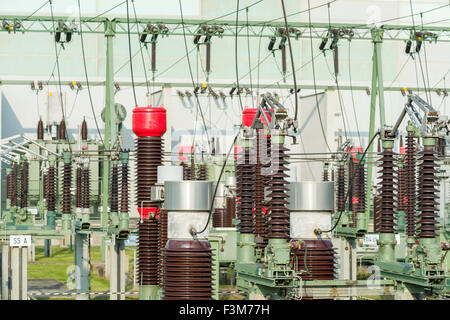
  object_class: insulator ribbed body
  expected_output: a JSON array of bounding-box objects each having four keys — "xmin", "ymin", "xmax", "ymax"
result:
[
  {"xmin": 10, "ymin": 164, "xmax": 18, "ymax": 207},
  {"xmin": 135, "ymin": 136, "xmax": 163, "ymax": 286},
  {"xmin": 418, "ymin": 145, "xmax": 439, "ymax": 238},
  {"xmin": 236, "ymin": 146, "xmax": 255, "ymax": 234},
  {"xmin": 336, "ymin": 165, "xmax": 346, "ymax": 212},
  {"xmin": 181, "ymin": 162, "xmax": 190, "ymax": 180},
  {"xmin": 377, "ymin": 148, "xmax": 397, "ymax": 233},
  {"xmin": 82, "ymin": 167, "xmax": 90, "ymax": 209},
  {"xmin": 397, "ymin": 164, "xmax": 407, "ymax": 212},
  {"xmin": 75, "ymin": 167, "xmax": 82, "ymax": 208},
  {"xmin": 212, "ymin": 208, "xmax": 227, "ymax": 228},
  {"xmin": 163, "ymin": 240, "xmax": 214, "ymax": 300},
  {"xmin": 19, "ymin": 161, "xmax": 28, "ymax": 209},
  {"xmin": 267, "ymin": 144, "xmax": 290, "ymax": 240},
  {"xmin": 81, "ymin": 119, "xmax": 88, "ymax": 141},
  {"xmin": 62, "ymin": 163, "xmax": 72, "ymax": 214},
  {"xmin": 120, "ymin": 163, "xmax": 129, "ymax": 213},
  {"xmin": 110, "ymin": 165, "xmax": 119, "ymax": 213},
  {"xmin": 197, "ymin": 164, "xmax": 207, "ymax": 180},
  {"xmin": 225, "ymin": 196, "xmax": 236, "ymax": 225},
  {"xmin": 47, "ymin": 166, "xmax": 56, "ymax": 211},
  {"xmin": 37, "ymin": 119, "xmax": 44, "ymax": 140},
  {"xmin": 290, "ymin": 240, "xmax": 336, "ymax": 280},
  {"xmin": 6, "ymin": 173, "xmax": 11, "ymax": 200},
  {"xmin": 189, "ymin": 155, "xmax": 195, "ymax": 180},
  {"xmin": 323, "ymin": 168, "xmax": 329, "ymax": 182},
  {"xmin": 405, "ymin": 131, "xmax": 417, "ymax": 237},
  {"xmin": 137, "ymin": 218, "xmax": 160, "ymax": 285},
  {"xmin": 350, "ymin": 162, "xmax": 359, "ymax": 228},
  {"xmin": 255, "ymin": 130, "xmax": 267, "ymax": 249},
  {"xmin": 159, "ymin": 210, "xmax": 168, "ymax": 287},
  {"xmin": 59, "ymin": 120, "xmax": 67, "ymax": 140}
]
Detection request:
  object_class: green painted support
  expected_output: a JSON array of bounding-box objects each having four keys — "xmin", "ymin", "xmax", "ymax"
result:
[
  {"xmin": 237, "ymin": 233, "xmax": 256, "ymax": 264},
  {"xmin": 101, "ymin": 19, "xmax": 117, "ymax": 262},
  {"xmin": 139, "ymin": 285, "xmax": 159, "ymax": 300}
]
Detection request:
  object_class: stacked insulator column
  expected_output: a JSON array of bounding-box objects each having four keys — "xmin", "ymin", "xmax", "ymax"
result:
[
  {"xmin": 189, "ymin": 154, "xmax": 195, "ymax": 180},
  {"xmin": 323, "ymin": 163, "xmax": 329, "ymax": 182},
  {"xmin": 212, "ymin": 208, "xmax": 227, "ymax": 228},
  {"xmin": 291, "ymin": 240, "xmax": 336, "ymax": 280},
  {"xmin": 405, "ymin": 130, "xmax": 417, "ymax": 237},
  {"xmin": 19, "ymin": 160, "xmax": 28, "ymax": 209},
  {"xmin": 82, "ymin": 165, "xmax": 90, "ymax": 210},
  {"xmin": 10, "ymin": 163, "xmax": 18, "ymax": 207},
  {"xmin": 377, "ymin": 144, "xmax": 397, "ymax": 233},
  {"xmin": 225, "ymin": 196, "xmax": 236, "ymax": 225},
  {"xmin": 47, "ymin": 166, "xmax": 56, "ymax": 212},
  {"xmin": 255, "ymin": 130, "xmax": 267, "ymax": 250},
  {"xmin": 6, "ymin": 171, "xmax": 11, "ymax": 200},
  {"xmin": 397, "ymin": 164, "xmax": 407, "ymax": 212},
  {"xmin": 110, "ymin": 164, "xmax": 119, "ymax": 213},
  {"xmin": 61, "ymin": 160, "xmax": 72, "ymax": 214},
  {"xmin": 162, "ymin": 181, "xmax": 214, "ymax": 300},
  {"xmin": 181, "ymin": 162, "xmax": 190, "ymax": 180},
  {"xmin": 417, "ymin": 142, "xmax": 439, "ymax": 238},
  {"xmin": 75, "ymin": 167, "xmax": 82, "ymax": 209},
  {"xmin": 336, "ymin": 164, "xmax": 346, "ymax": 213},
  {"xmin": 267, "ymin": 143, "xmax": 290, "ymax": 240},
  {"xmin": 59, "ymin": 120, "xmax": 67, "ymax": 140},
  {"xmin": 197, "ymin": 164, "xmax": 207, "ymax": 180},
  {"xmin": 37, "ymin": 118, "xmax": 44, "ymax": 140},
  {"xmin": 132, "ymin": 106, "xmax": 166, "ymax": 297},
  {"xmin": 349, "ymin": 160, "xmax": 358, "ymax": 228},
  {"xmin": 120, "ymin": 162, "xmax": 129, "ymax": 214},
  {"xmin": 236, "ymin": 146, "xmax": 255, "ymax": 234},
  {"xmin": 158, "ymin": 210, "xmax": 168, "ymax": 287}
]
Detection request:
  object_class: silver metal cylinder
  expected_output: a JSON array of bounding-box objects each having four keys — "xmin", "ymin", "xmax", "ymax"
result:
[
  {"xmin": 164, "ymin": 181, "xmax": 214, "ymax": 239},
  {"xmin": 288, "ymin": 181, "xmax": 335, "ymax": 240}
]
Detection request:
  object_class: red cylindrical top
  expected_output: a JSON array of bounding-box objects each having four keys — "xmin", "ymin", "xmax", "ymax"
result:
[
  {"xmin": 132, "ymin": 106, "xmax": 167, "ymax": 137},
  {"xmin": 242, "ymin": 107, "xmax": 272, "ymax": 127},
  {"xmin": 242, "ymin": 108, "xmax": 258, "ymax": 127}
]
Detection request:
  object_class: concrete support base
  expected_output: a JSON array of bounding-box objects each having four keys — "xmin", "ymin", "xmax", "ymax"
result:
[
  {"xmin": 109, "ymin": 237, "xmax": 126, "ymax": 300},
  {"xmin": 74, "ymin": 233, "xmax": 90, "ymax": 300},
  {"xmin": 1, "ymin": 245, "xmax": 28, "ymax": 300}
]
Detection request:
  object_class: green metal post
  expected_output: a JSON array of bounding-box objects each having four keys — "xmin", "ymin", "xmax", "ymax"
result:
[
  {"xmin": 101, "ymin": 19, "xmax": 117, "ymax": 261},
  {"xmin": 373, "ymin": 28, "xmax": 385, "ymax": 127}
]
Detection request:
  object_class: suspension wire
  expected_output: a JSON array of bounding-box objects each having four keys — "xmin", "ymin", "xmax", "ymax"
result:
[
  {"xmin": 131, "ymin": 0, "xmax": 150, "ymax": 95},
  {"xmin": 320, "ymin": 130, "xmax": 380, "ymax": 234},
  {"xmin": 307, "ymin": 0, "xmax": 332, "ymax": 153},
  {"xmin": 347, "ymin": 41, "xmax": 362, "ymax": 147},
  {"xmin": 126, "ymin": 0, "xmax": 138, "ymax": 106},
  {"xmin": 77, "ymin": 0, "xmax": 104, "ymax": 146},
  {"xmin": 420, "ymin": 14, "xmax": 433, "ymax": 104},
  {"xmin": 234, "ymin": 0, "xmax": 244, "ymax": 112},
  {"xmin": 178, "ymin": 0, "xmax": 210, "ymax": 146},
  {"xmin": 281, "ymin": 0, "xmax": 299, "ymax": 121},
  {"xmin": 49, "ymin": 0, "xmax": 72, "ymax": 153}
]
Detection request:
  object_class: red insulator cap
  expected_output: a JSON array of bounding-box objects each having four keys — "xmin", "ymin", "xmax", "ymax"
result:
[
  {"xmin": 132, "ymin": 106, "xmax": 167, "ymax": 137},
  {"xmin": 242, "ymin": 107, "xmax": 272, "ymax": 127},
  {"xmin": 242, "ymin": 108, "xmax": 258, "ymax": 127}
]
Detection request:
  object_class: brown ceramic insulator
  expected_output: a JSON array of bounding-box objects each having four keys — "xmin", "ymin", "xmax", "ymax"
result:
[
  {"xmin": 263, "ymin": 135, "xmax": 272, "ymax": 186},
  {"xmin": 135, "ymin": 136, "xmax": 163, "ymax": 207},
  {"xmin": 197, "ymin": 164, "xmax": 207, "ymax": 180},
  {"xmin": 47, "ymin": 166, "xmax": 56, "ymax": 211},
  {"xmin": 82, "ymin": 167, "xmax": 90, "ymax": 209},
  {"xmin": 347, "ymin": 160, "xmax": 355, "ymax": 213},
  {"xmin": 405, "ymin": 131, "xmax": 416, "ymax": 237},
  {"xmin": 6, "ymin": 173, "xmax": 10, "ymax": 200},
  {"xmin": 19, "ymin": 161, "xmax": 28, "ymax": 209},
  {"xmin": 397, "ymin": 164, "xmax": 407, "ymax": 212},
  {"xmin": 323, "ymin": 167, "xmax": 329, "ymax": 182},
  {"xmin": 120, "ymin": 163, "xmax": 129, "ymax": 213},
  {"xmin": 189, "ymin": 155, "xmax": 195, "ymax": 180},
  {"xmin": 225, "ymin": 196, "xmax": 236, "ymax": 226},
  {"xmin": 435, "ymin": 137, "xmax": 446, "ymax": 157},
  {"xmin": 336, "ymin": 165, "xmax": 346, "ymax": 212},
  {"xmin": 75, "ymin": 167, "xmax": 82, "ymax": 208},
  {"xmin": 163, "ymin": 240, "xmax": 214, "ymax": 300},
  {"xmin": 158, "ymin": 210, "xmax": 168, "ymax": 287},
  {"xmin": 10, "ymin": 164, "xmax": 18, "ymax": 207},
  {"xmin": 110, "ymin": 164, "xmax": 119, "ymax": 213},
  {"xmin": 61, "ymin": 162, "xmax": 72, "ymax": 214},
  {"xmin": 137, "ymin": 218, "xmax": 160, "ymax": 286},
  {"xmin": 212, "ymin": 208, "xmax": 226, "ymax": 228},
  {"xmin": 236, "ymin": 146, "xmax": 256, "ymax": 234},
  {"xmin": 377, "ymin": 147, "xmax": 397, "ymax": 233},
  {"xmin": 255, "ymin": 130, "xmax": 267, "ymax": 248},
  {"xmin": 290, "ymin": 240, "xmax": 336, "ymax": 280},
  {"xmin": 417, "ymin": 145, "xmax": 439, "ymax": 238},
  {"xmin": 81, "ymin": 119, "xmax": 88, "ymax": 141},
  {"xmin": 349, "ymin": 161, "xmax": 358, "ymax": 228},
  {"xmin": 59, "ymin": 120, "xmax": 67, "ymax": 140},
  {"xmin": 331, "ymin": 168, "xmax": 335, "ymax": 182},
  {"xmin": 37, "ymin": 119, "xmax": 44, "ymax": 140},
  {"xmin": 359, "ymin": 163, "xmax": 366, "ymax": 213},
  {"xmin": 181, "ymin": 162, "xmax": 190, "ymax": 180},
  {"xmin": 267, "ymin": 143, "xmax": 290, "ymax": 240}
]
